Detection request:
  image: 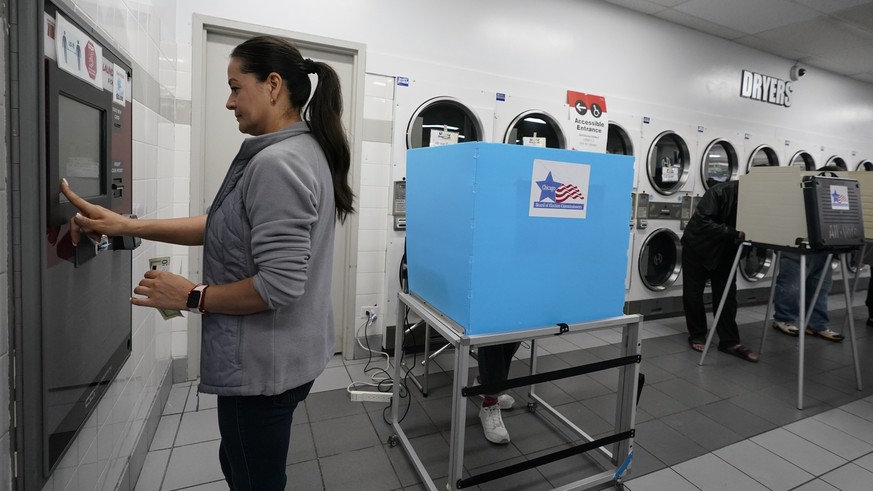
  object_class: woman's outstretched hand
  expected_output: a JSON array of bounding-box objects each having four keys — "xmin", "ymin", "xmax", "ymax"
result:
[
  {"xmin": 60, "ymin": 179, "xmax": 131, "ymax": 245},
  {"xmin": 132, "ymin": 269, "xmax": 195, "ymax": 311}
]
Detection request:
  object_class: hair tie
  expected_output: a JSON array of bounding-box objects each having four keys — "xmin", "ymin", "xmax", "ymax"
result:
[{"xmin": 302, "ymin": 58, "xmax": 317, "ymax": 74}]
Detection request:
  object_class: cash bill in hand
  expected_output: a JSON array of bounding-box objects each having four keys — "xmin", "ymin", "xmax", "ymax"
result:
[{"xmin": 148, "ymin": 256, "xmax": 184, "ymax": 320}]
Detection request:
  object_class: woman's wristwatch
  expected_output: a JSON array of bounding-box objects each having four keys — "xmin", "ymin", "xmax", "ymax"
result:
[{"xmin": 187, "ymin": 283, "xmax": 209, "ymax": 314}]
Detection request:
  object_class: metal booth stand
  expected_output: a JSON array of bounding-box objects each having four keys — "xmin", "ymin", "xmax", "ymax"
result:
[
  {"xmin": 698, "ymin": 241, "xmax": 862, "ymax": 410},
  {"xmin": 389, "ymin": 292, "xmax": 643, "ymax": 491}
]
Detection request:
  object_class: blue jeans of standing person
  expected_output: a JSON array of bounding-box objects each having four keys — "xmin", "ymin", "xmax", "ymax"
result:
[
  {"xmin": 773, "ymin": 254, "xmax": 832, "ymax": 332},
  {"xmin": 216, "ymin": 380, "xmax": 314, "ymax": 491}
]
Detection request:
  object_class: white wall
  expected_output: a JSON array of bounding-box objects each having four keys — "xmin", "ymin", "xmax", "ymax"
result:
[{"xmin": 173, "ymin": 0, "xmax": 873, "ymax": 140}]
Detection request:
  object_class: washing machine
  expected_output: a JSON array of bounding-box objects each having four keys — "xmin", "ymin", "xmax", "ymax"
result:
[
  {"xmin": 493, "ymin": 92, "xmax": 569, "ymax": 149},
  {"xmin": 821, "ymin": 149, "xmax": 850, "ymax": 170},
  {"xmin": 776, "ymin": 128, "xmax": 821, "ymax": 171},
  {"xmin": 626, "ymin": 117, "xmax": 698, "ymax": 315},
  {"xmin": 605, "ymin": 111, "xmax": 643, "ymax": 300},
  {"xmin": 696, "ymin": 124, "xmax": 742, "ymax": 194},
  {"xmin": 385, "ymin": 76, "xmax": 495, "ymax": 343},
  {"xmin": 734, "ymin": 127, "xmax": 782, "ymax": 305},
  {"xmin": 741, "ymin": 125, "xmax": 781, "ymax": 172}
]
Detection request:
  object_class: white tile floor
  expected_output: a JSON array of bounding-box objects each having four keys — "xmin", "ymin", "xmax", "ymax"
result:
[{"xmin": 134, "ymin": 293, "xmax": 873, "ymax": 490}]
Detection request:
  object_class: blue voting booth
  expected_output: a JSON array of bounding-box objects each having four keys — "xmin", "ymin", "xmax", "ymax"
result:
[{"xmin": 406, "ymin": 142, "xmax": 634, "ymax": 335}]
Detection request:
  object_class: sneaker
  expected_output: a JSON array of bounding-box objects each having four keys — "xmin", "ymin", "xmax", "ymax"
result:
[
  {"xmin": 473, "ymin": 377, "xmax": 515, "ymax": 410},
  {"xmin": 479, "ymin": 404, "xmax": 510, "ymax": 444},
  {"xmin": 805, "ymin": 327, "xmax": 844, "ymax": 342},
  {"xmin": 772, "ymin": 321, "xmax": 799, "ymax": 337}
]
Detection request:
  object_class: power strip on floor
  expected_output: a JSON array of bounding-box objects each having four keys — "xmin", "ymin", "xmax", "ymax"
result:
[{"xmin": 349, "ymin": 390, "xmax": 392, "ymax": 403}]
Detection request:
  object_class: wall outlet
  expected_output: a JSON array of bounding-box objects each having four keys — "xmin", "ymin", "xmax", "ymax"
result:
[
  {"xmin": 349, "ymin": 390, "xmax": 392, "ymax": 403},
  {"xmin": 360, "ymin": 305, "xmax": 378, "ymax": 320}
]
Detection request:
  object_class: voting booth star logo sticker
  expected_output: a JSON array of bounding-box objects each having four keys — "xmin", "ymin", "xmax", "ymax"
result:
[
  {"xmin": 536, "ymin": 172, "xmax": 562, "ymax": 202},
  {"xmin": 529, "ymin": 159, "xmax": 590, "ymax": 219}
]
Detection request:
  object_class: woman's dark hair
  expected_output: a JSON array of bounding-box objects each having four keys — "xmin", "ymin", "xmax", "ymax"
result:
[{"xmin": 231, "ymin": 35, "xmax": 355, "ymax": 223}]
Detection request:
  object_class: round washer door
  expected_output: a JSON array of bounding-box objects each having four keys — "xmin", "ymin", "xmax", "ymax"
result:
[
  {"xmin": 739, "ymin": 246, "xmax": 773, "ymax": 282},
  {"xmin": 789, "ymin": 151, "xmax": 816, "ymax": 170},
  {"xmin": 701, "ymin": 139, "xmax": 738, "ymax": 190},
  {"xmin": 823, "ymin": 155, "xmax": 848, "ymax": 170},
  {"xmin": 639, "ymin": 228, "xmax": 682, "ymax": 291},
  {"xmin": 504, "ymin": 110, "xmax": 565, "ymax": 148},
  {"xmin": 647, "ymin": 131, "xmax": 691, "ymax": 195},
  {"xmin": 747, "ymin": 144, "xmax": 780, "ymax": 171},
  {"xmin": 407, "ymin": 97, "xmax": 484, "ymax": 149},
  {"xmin": 607, "ymin": 122, "xmax": 634, "ymax": 156}
]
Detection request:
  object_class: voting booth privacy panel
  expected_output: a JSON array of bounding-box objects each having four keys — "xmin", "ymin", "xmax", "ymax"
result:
[
  {"xmin": 406, "ymin": 143, "xmax": 634, "ymax": 335},
  {"xmin": 738, "ymin": 166, "xmax": 864, "ymax": 249}
]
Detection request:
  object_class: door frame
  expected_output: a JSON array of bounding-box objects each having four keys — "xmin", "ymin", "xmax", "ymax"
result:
[{"xmin": 190, "ymin": 15, "xmax": 364, "ymax": 378}]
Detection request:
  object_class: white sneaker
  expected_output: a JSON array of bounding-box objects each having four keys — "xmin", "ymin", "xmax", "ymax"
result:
[
  {"xmin": 473, "ymin": 377, "xmax": 515, "ymax": 409},
  {"xmin": 479, "ymin": 404, "xmax": 510, "ymax": 444},
  {"xmin": 772, "ymin": 320, "xmax": 799, "ymax": 337}
]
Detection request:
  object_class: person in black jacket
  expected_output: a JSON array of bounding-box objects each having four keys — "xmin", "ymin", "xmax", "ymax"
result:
[{"xmin": 681, "ymin": 180, "xmax": 759, "ymax": 362}]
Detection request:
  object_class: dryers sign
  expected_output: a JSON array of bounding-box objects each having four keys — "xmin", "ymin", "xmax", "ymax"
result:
[
  {"xmin": 529, "ymin": 159, "xmax": 590, "ymax": 219},
  {"xmin": 740, "ymin": 70, "xmax": 792, "ymax": 107}
]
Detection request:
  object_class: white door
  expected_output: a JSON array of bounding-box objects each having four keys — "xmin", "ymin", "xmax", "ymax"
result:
[{"xmin": 189, "ymin": 21, "xmax": 363, "ymax": 378}]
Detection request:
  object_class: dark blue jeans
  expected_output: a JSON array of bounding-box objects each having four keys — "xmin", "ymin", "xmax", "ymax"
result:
[
  {"xmin": 773, "ymin": 254, "xmax": 832, "ymax": 332},
  {"xmin": 216, "ymin": 381, "xmax": 314, "ymax": 491}
]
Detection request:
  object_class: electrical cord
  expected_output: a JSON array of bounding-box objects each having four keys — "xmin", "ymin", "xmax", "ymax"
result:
[{"xmin": 346, "ymin": 305, "xmax": 414, "ymax": 424}]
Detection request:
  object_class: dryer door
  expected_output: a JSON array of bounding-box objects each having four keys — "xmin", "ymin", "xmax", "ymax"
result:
[
  {"xmin": 407, "ymin": 96, "xmax": 484, "ymax": 149},
  {"xmin": 701, "ymin": 138, "xmax": 739, "ymax": 190},
  {"xmin": 646, "ymin": 131, "xmax": 691, "ymax": 196},
  {"xmin": 789, "ymin": 150, "xmax": 816, "ymax": 170},
  {"xmin": 607, "ymin": 122, "xmax": 635, "ymax": 156},
  {"xmin": 639, "ymin": 228, "xmax": 682, "ymax": 291},
  {"xmin": 503, "ymin": 110, "xmax": 566, "ymax": 148},
  {"xmin": 739, "ymin": 245, "xmax": 774, "ymax": 283},
  {"xmin": 747, "ymin": 144, "xmax": 780, "ymax": 171}
]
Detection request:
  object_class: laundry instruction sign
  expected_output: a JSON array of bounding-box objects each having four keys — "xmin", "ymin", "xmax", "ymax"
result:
[
  {"xmin": 566, "ymin": 90, "xmax": 607, "ymax": 153},
  {"xmin": 529, "ymin": 159, "xmax": 589, "ymax": 219}
]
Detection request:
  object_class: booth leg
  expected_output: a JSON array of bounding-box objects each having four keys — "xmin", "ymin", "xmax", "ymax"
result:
[{"xmin": 699, "ymin": 244, "xmax": 744, "ymax": 366}]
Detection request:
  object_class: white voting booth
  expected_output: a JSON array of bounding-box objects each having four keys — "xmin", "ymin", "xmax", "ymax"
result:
[{"xmin": 699, "ymin": 166, "xmax": 864, "ymax": 410}]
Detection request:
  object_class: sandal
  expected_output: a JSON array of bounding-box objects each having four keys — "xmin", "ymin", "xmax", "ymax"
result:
[
  {"xmin": 718, "ymin": 344, "xmax": 759, "ymax": 363},
  {"xmin": 688, "ymin": 339, "xmax": 706, "ymax": 352}
]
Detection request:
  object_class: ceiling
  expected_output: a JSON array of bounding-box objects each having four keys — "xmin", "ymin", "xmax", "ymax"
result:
[{"xmin": 601, "ymin": 0, "xmax": 873, "ymax": 85}]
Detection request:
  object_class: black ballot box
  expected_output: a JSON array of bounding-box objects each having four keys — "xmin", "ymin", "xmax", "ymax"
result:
[{"xmin": 801, "ymin": 174, "xmax": 864, "ymax": 250}]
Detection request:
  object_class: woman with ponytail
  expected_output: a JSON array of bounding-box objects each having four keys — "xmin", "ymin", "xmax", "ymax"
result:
[{"xmin": 60, "ymin": 35, "xmax": 354, "ymax": 489}]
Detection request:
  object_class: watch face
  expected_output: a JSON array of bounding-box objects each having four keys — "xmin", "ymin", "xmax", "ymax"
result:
[{"xmin": 187, "ymin": 290, "xmax": 201, "ymax": 309}]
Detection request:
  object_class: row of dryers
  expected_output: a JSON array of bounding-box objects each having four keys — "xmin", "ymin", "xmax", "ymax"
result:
[
  {"xmin": 390, "ymin": 81, "xmax": 872, "ymax": 317},
  {"xmin": 629, "ymin": 121, "xmax": 872, "ymax": 316}
]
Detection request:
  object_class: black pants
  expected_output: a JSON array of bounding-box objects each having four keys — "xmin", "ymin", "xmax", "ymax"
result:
[
  {"xmin": 216, "ymin": 381, "xmax": 314, "ymax": 491},
  {"xmin": 478, "ymin": 342, "xmax": 520, "ymax": 394},
  {"xmin": 867, "ymin": 282, "xmax": 873, "ymax": 319},
  {"xmin": 682, "ymin": 246, "xmax": 740, "ymax": 349}
]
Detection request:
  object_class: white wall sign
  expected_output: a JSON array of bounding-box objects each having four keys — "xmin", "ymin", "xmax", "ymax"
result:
[
  {"xmin": 529, "ymin": 159, "xmax": 590, "ymax": 219},
  {"xmin": 113, "ymin": 64, "xmax": 127, "ymax": 105},
  {"xmin": 55, "ymin": 13, "xmax": 103, "ymax": 89},
  {"xmin": 566, "ymin": 90, "xmax": 607, "ymax": 153},
  {"xmin": 740, "ymin": 70, "xmax": 792, "ymax": 107}
]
